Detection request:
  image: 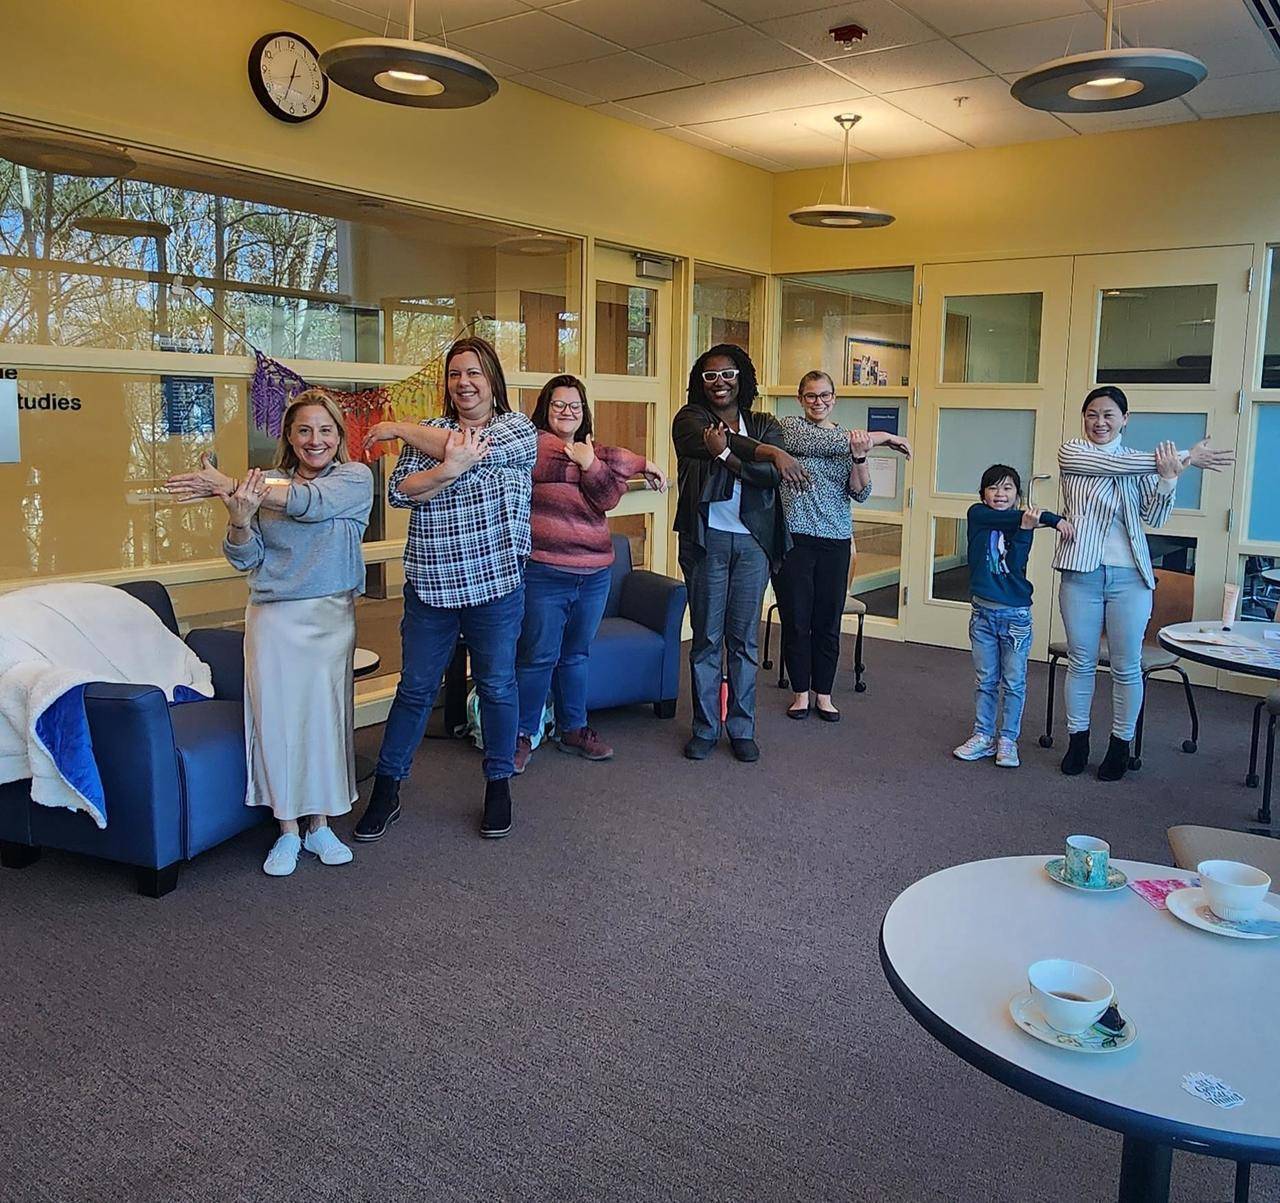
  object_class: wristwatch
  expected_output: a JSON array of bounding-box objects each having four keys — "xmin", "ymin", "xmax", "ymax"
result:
[{"xmin": 851, "ymin": 455, "xmax": 868, "ymax": 464}]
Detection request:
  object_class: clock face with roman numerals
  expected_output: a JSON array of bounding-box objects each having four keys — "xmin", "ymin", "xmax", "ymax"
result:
[{"xmin": 248, "ymin": 32, "xmax": 328, "ymax": 124}]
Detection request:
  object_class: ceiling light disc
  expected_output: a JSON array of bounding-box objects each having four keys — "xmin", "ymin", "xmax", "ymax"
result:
[
  {"xmin": 1011, "ymin": 47, "xmax": 1205, "ymax": 112},
  {"xmin": 320, "ymin": 38, "xmax": 498, "ymax": 108},
  {"xmin": 0, "ymin": 133, "xmax": 136, "ymax": 177},
  {"xmin": 788, "ymin": 204, "xmax": 895, "ymax": 229}
]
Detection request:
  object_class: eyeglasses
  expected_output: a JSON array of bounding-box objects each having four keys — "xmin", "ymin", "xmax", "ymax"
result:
[
  {"xmin": 701, "ymin": 368, "xmax": 740, "ymax": 383},
  {"xmin": 801, "ymin": 390, "xmax": 835, "ymax": 403},
  {"xmin": 549, "ymin": 401, "xmax": 583, "ymax": 414}
]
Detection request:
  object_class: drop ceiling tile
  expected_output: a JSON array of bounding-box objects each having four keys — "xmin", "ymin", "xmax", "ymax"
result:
[
  {"xmin": 545, "ymin": 0, "xmax": 739, "ymax": 48},
  {"xmin": 589, "ymin": 102, "xmax": 671, "ymax": 129},
  {"xmin": 715, "ymin": 145, "xmax": 791, "ymax": 171},
  {"xmin": 511, "ymin": 71, "xmax": 604, "ymax": 105},
  {"xmin": 643, "ymin": 25, "xmax": 811, "ymax": 82},
  {"xmin": 621, "ymin": 64, "xmax": 865, "ymax": 125},
  {"xmin": 755, "ymin": 1, "xmax": 937, "ymax": 60},
  {"xmin": 450, "ymin": 10, "xmax": 621, "ymax": 72},
  {"xmin": 1055, "ymin": 95, "xmax": 1196, "ymax": 132},
  {"xmin": 886, "ymin": 73, "xmax": 1023, "ymax": 120},
  {"xmin": 1170, "ymin": 34, "xmax": 1280, "ymax": 80},
  {"xmin": 1117, "ymin": 0, "xmax": 1262, "ymax": 46},
  {"xmin": 683, "ymin": 114, "xmax": 856, "ymax": 160},
  {"xmin": 663, "ymin": 126, "xmax": 735, "ymax": 151},
  {"xmin": 828, "ymin": 41, "xmax": 991, "ymax": 93},
  {"xmin": 1184, "ymin": 69, "xmax": 1280, "ymax": 116},
  {"xmin": 539, "ymin": 52, "xmax": 699, "ymax": 100},
  {"xmin": 957, "ymin": 12, "xmax": 1108, "ymax": 75},
  {"xmin": 787, "ymin": 94, "xmax": 971, "ymax": 156},
  {"xmin": 291, "ymin": 0, "xmax": 530, "ymax": 34},
  {"xmin": 892, "ymin": 0, "xmax": 1091, "ymax": 38},
  {"xmin": 704, "ymin": 0, "xmax": 833, "ymax": 21},
  {"xmin": 913, "ymin": 104, "xmax": 1075, "ymax": 146}
]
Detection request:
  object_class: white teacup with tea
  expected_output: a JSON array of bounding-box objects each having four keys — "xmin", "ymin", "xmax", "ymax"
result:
[{"xmin": 1028, "ymin": 959, "xmax": 1113, "ymax": 1034}]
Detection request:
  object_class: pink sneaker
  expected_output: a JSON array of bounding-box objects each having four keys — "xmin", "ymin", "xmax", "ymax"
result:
[
  {"xmin": 513, "ymin": 734, "xmax": 533, "ymax": 775},
  {"xmin": 558, "ymin": 726, "xmax": 613, "ymax": 761}
]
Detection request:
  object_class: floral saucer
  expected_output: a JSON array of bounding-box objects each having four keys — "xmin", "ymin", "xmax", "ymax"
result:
[
  {"xmin": 1166, "ymin": 887, "xmax": 1280, "ymax": 940},
  {"xmin": 1044, "ymin": 857, "xmax": 1128, "ymax": 893},
  {"xmin": 1009, "ymin": 993, "xmax": 1137, "ymax": 1054}
]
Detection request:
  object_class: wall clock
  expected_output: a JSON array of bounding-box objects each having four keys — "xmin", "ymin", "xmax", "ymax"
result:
[{"xmin": 248, "ymin": 32, "xmax": 329, "ymax": 123}]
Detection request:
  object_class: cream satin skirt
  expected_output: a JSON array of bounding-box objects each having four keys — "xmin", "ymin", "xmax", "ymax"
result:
[{"xmin": 243, "ymin": 592, "xmax": 357, "ymax": 821}]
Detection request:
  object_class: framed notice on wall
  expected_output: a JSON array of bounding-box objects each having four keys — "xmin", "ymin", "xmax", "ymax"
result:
[{"xmin": 0, "ymin": 377, "xmax": 18, "ymax": 463}]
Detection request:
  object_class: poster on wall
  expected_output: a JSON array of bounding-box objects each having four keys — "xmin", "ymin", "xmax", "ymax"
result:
[
  {"xmin": 0, "ymin": 376, "xmax": 18, "ymax": 463},
  {"xmin": 844, "ymin": 337, "xmax": 910, "ymax": 387},
  {"xmin": 869, "ymin": 456, "xmax": 897, "ymax": 499}
]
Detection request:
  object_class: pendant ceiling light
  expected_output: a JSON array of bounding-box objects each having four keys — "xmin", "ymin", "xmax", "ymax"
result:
[
  {"xmin": 0, "ymin": 130, "xmax": 136, "ymax": 178},
  {"xmin": 1011, "ymin": 0, "xmax": 1205, "ymax": 113},
  {"xmin": 788, "ymin": 115, "xmax": 894, "ymax": 230},
  {"xmin": 319, "ymin": 0, "xmax": 498, "ymax": 109}
]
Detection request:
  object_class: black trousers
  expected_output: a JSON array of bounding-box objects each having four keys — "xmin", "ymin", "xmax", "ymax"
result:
[{"xmin": 776, "ymin": 533, "xmax": 851, "ymax": 694}]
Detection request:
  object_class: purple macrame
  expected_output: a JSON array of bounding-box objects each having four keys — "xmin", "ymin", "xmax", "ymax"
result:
[{"xmin": 250, "ymin": 350, "xmax": 309, "ymax": 438}]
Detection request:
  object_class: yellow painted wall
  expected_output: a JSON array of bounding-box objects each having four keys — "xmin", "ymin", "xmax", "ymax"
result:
[
  {"xmin": 773, "ymin": 114, "xmax": 1280, "ymax": 271},
  {"xmin": 0, "ymin": 0, "xmax": 773, "ymax": 272}
]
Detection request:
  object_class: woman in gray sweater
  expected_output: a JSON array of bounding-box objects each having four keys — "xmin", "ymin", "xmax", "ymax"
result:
[{"xmin": 168, "ymin": 390, "xmax": 374, "ymax": 876}]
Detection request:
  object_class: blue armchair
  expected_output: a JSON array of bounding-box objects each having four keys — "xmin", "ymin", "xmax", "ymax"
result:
[
  {"xmin": 584, "ymin": 535, "xmax": 687, "ymax": 718},
  {"xmin": 0, "ymin": 581, "xmax": 261, "ymax": 897}
]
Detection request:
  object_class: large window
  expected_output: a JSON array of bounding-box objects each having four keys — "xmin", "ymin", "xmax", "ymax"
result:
[
  {"xmin": 692, "ymin": 263, "xmax": 760, "ymax": 360},
  {"xmin": 778, "ymin": 269, "xmax": 912, "ymax": 390}
]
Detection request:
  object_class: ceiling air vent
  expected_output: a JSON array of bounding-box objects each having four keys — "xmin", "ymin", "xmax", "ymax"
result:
[{"xmin": 1243, "ymin": 0, "xmax": 1280, "ymax": 60}]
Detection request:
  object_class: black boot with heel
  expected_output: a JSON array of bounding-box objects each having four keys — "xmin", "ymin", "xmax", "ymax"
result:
[
  {"xmin": 1097, "ymin": 736, "xmax": 1131, "ymax": 782},
  {"xmin": 1060, "ymin": 731, "xmax": 1090, "ymax": 777}
]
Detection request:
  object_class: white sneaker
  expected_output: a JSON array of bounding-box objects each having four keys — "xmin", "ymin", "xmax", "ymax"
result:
[
  {"xmin": 303, "ymin": 825, "xmax": 354, "ymax": 866},
  {"xmin": 996, "ymin": 738, "xmax": 1020, "ymax": 768},
  {"xmin": 953, "ymin": 733, "xmax": 997, "ymax": 761},
  {"xmin": 263, "ymin": 832, "xmax": 302, "ymax": 876}
]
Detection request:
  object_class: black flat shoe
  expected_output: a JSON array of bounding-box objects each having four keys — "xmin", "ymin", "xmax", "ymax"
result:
[
  {"xmin": 786, "ymin": 705, "xmax": 810, "ymax": 720},
  {"xmin": 730, "ymin": 738, "xmax": 760, "ymax": 763},
  {"xmin": 816, "ymin": 707, "xmax": 841, "ymax": 723},
  {"xmin": 480, "ymin": 778, "xmax": 512, "ymax": 838},
  {"xmin": 683, "ymin": 735, "xmax": 717, "ymax": 760}
]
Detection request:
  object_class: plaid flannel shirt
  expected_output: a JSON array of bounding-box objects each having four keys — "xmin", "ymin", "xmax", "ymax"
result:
[{"xmin": 389, "ymin": 411, "xmax": 537, "ymax": 608}]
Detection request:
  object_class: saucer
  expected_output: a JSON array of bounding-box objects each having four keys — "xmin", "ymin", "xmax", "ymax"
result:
[
  {"xmin": 1166, "ymin": 886, "xmax": 1280, "ymax": 940},
  {"xmin": 1044, "ymin": 857, "xmax": 1128, "ymax": 893},
  {"xmin": 1009, "ymin": 992, "xmax": 1137, "ymax": 1054}
]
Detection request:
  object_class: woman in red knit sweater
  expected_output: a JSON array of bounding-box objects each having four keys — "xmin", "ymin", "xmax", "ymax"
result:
[{"xmin": 514, "ymin": 375, "xmax": 667, "ymax": 772}]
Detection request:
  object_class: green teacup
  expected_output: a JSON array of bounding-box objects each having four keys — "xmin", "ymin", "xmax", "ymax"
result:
[{"xmin": 1065, "ymin": 835, "xmax": 1110, "ymax": 889}]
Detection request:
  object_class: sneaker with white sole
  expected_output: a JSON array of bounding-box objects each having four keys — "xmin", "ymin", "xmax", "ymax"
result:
[
  {"xmin": 953, "ymin": 732, "xmax": 997, "ymax": 761},
  {"xmin": 263, "ymin": 832, "xmax": 302, "ymax": 876},
  {"xmin": 304, "ymin": 825, "xmax": 354, "ymax": 866},
  {"xmin": 995, "ymin": 738, "xmax": 1020, "ymax": 768}
]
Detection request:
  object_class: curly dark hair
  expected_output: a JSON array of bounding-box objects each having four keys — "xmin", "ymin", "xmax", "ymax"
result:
[
  {"xmin": 686, "ymin": 343, "xmax": 759, "ymax": 412},
  {"xmin": 531, "ymin": 374, "xmax": 592, "ymax": 442}
]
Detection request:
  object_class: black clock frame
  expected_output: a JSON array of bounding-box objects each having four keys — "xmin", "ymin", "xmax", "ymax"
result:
[{"xmin": 248, "ymin": 31, "xmax": 329, "ymax": 124}]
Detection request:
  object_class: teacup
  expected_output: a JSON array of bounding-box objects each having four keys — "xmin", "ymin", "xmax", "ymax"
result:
[
  {"xmin": 1028, "ymin": 959, "xmax": 1114, "ymax": 1034},
  {"xmin": 1197, "ymin": 859, "xmax": 1272, "ymax": 922},
  {"xmin": 1064, "ymin": 835, "xmax": 1110, "ymax": 889}
]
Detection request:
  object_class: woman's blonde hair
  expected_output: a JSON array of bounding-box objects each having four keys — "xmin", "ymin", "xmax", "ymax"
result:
[{"xmin": 276, "ymin": 389, "xmax": 350, "ymax": 472}]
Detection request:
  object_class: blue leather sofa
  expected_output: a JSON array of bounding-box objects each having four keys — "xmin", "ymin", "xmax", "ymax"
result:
[
  {"xmin": 0, "ymin": 581, "xmax": 261, "ymax": 897},
  {"xmin": 583, "ymin": 534, "xmax": 687, "ymax": 718}
]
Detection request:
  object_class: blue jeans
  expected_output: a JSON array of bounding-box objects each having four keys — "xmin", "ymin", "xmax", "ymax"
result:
[
  {"xmin": 969, "ymin": 603, "xmax": 1032, "ymax": 741},
  {"xmin": 516, "ymin": 561, "xmax": 612, "ymax": 737},
  {"xmin": 375, "ymin": 581, "xmax": 524, "ymax": 782},
  {"xmin": 679, "ymin": 529, "xmax": 771, "ymax": 741},
  {"xmin": 1059, "ymin": 565, "xmax": 1153, "ymax": 741}
]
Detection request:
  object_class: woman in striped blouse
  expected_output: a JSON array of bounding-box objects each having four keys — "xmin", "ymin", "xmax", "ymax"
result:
[{"xmin": 1055, "ymin": 385, "xmax": 1232, "ymax": 781}]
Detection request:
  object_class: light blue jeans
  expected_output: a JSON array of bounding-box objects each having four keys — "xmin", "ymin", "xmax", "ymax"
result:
[
  {"xmin": 969, "ymin": 603, "xmax": 1032, "ymax": 742},
  {"xmin": 1059, "ymin": 565, "xmax": 1153, "ymax": 741}
]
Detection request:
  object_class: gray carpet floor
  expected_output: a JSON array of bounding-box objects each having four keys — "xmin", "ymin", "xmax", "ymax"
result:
[{"xmin": 2, "ymin": 637, "xmax": 1277, "ymax": 1203}]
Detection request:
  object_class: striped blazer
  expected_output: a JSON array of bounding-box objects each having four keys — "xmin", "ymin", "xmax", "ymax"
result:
[{"xmin": 1052, "ymin": 440, "xmax": 1177, "ymax": 589}]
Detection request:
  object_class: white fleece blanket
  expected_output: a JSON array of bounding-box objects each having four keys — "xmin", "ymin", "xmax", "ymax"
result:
[{"xmin": 0, "ymin": 582, "xmax": 213, "ymax": 828}]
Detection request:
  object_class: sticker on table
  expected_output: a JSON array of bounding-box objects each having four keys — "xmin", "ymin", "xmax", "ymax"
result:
[
  {"xmin": 1181, "ymin": 1072, "xmax": 1245, "ymax": 1109},
  {"xmin": 1129, "ymin": 878, "xmax": 1198, "ymax": 910}
]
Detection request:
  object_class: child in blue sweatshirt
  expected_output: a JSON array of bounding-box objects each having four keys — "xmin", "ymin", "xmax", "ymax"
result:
[{"xmin": 953, "ymin": 464, "xmax": 1074, "ymax": 767}]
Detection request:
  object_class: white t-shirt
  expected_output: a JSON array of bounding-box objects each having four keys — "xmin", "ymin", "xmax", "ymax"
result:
[{"xmin": 707, "ymin": 413, "xmax": 751, "ymax": 535}]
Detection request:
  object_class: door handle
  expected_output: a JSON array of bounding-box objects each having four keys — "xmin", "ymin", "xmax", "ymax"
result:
[{"xmin": 1029, "ymin": 473, "xmax": 1051, "ymax": 507}]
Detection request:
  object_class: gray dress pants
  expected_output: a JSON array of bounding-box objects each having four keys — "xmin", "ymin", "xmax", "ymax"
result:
[{"xmin": 680, "ymin": 528, "xmax": 771, "ymax": 741}]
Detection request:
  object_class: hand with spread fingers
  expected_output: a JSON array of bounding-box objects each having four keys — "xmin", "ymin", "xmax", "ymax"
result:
[
  {"xmin": 166, "ymin": 451, "xmax": 235, "ymax": 500},
  {"xmin": 223, "ymin": 468, "xmax": 269, "ymax": 528},
  {"xmin": 563, "ymin": 433, "xmax": 597, "ymax": 471},
  {"xmin": 1186, "ymin": 437, "xmax": 1234, "ymax": 472}
]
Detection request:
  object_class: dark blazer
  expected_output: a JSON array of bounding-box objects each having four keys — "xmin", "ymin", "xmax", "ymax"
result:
[{"xmin": 671, "ymin": 403, "xmax": 790, "ymax": 567}]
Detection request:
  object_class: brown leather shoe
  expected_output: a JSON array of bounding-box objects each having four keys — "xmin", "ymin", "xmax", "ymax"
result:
[
  {"xmin": 513, "ymin": 734, "xmax": 533, "ymax": 775},
  {"xmin": 558, "ymin": 726, "xmax": 614, "ymax": 761}
]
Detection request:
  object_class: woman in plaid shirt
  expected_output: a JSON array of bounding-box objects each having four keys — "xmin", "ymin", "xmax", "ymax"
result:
[{"xmin": 354, "ymin": 337, "xmax": 537, "ymax": 840}]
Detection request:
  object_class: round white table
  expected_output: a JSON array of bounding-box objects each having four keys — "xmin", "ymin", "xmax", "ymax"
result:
[
  {"xmin": 1158, "ymin": 622, "xmax": 1280, "ymax": 824},
  {"xmin": 880, "ymin": 856, "xmax": 1280, "ymax": 1203}
]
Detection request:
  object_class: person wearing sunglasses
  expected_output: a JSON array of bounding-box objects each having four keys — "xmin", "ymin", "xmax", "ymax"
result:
[
  {"xmin": 672, "ymin": 344, "xmax": 806, "ymax": 763},
  {"xmin": 774, "ymin": 371, "xmax": 912, "ymax": 722},
  {"xmin": 513, "ymin": 375, "xmax": 668, "ymax": 773}
]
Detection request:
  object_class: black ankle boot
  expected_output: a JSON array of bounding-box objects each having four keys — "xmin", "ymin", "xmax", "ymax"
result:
[
  {"xmin": 1097, "ymin": 736, "xmax": 1131, "ymax": 782},
  {"xmin": 480, "ymin": 778, "xmax": 512, "ymax": 839},
  {"xmin": 1060, "ymin": 731, "xmax": 1090, "ymax": 776},
  {"xmin": 353, "ymin": 774, "xmax": 401, "ymax": 842}
]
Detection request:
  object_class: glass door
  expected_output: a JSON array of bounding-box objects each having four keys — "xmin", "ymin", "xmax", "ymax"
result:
[
  {"xmin": 904, "ymin": 257, "xmax": 1074, "ymax": 655},
  {"xmin": 1053, "ymin": 246, "xmax": 1253, "ymax": 681}
]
